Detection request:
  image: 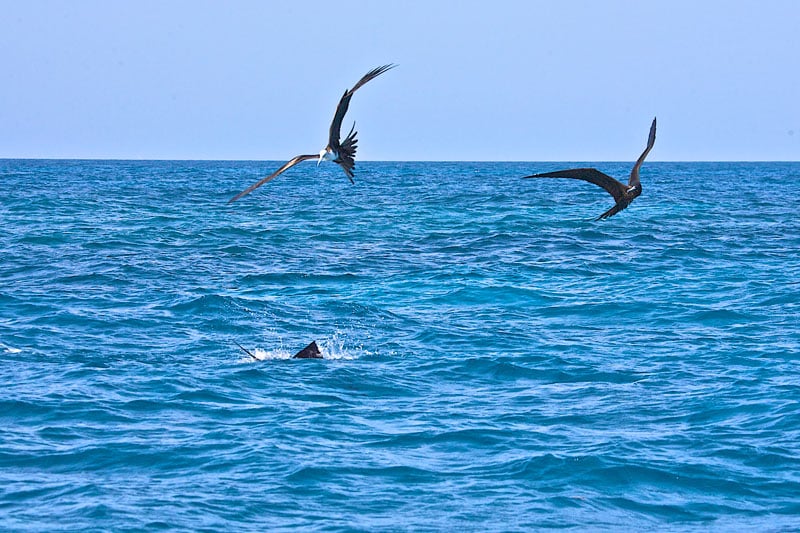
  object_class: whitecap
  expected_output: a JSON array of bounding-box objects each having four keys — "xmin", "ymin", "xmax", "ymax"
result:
[{"xmin": 1, "ymin": 342, "xmax": 22, "ymax": 354}]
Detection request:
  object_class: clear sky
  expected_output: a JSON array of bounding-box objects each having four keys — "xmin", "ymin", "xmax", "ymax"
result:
[{"xmin": 1, "ymin": 1, "xmax": 798, "ymax": 161}]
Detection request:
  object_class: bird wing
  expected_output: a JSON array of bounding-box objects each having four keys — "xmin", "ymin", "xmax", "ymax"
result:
[
  {"xmin": 629, "ymin": 117, "xmax": 657, "ymax": 187},
  {"xmin": 523, "ymin": 168, "xmax": 629, "ymax": 203},
  {"xmin": 227, "ymin": 154, "xmax": 318, "ymax": 203},
  {"xmin": 328, "ymin": 64, "xmax": 395, "ymax": 150},
  {"xmin": 596, "ymin": 201, "xmax": 630, "ymax": 220}
]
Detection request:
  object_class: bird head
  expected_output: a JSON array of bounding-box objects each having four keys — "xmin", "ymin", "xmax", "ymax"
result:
[{"xmin": 317, "ymin": 149, "xmax": 327, "ymax": 166}]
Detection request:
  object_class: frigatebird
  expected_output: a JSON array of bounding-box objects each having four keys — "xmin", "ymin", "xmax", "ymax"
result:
[
  {"xmin": 228, "ymin": 64, "xmax": 396, "ymax": 203},
  {"xmin": 523, "ymin": 117, "xmax": 657, "ymax": 220}
]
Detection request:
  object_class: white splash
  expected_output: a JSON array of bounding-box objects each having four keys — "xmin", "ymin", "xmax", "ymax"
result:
[
  {"xmin": 237, "ymin": 346, "xmax": 293, "ymax": 363},
  {"xmin": 318, "ymin": 332, "xmax": 369, "ymax": 360},
  {"xmin": 237, "ymin": 331, "xmax": 373, "ymax": 363}
]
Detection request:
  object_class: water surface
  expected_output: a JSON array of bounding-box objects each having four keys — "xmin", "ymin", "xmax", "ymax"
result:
[{"xmin": 2, "ymin": 160, "xmax": 799, "ymax": 530}]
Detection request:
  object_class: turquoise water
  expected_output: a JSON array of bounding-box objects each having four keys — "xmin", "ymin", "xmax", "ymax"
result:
[{"xmin": 1, "ymin": 159, "xmax": 799, "ymax": 530}]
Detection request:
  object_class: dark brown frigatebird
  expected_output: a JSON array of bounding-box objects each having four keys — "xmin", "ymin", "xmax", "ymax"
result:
[
  {"xmin": 523, "ymin": 117, "xmax": 657, "ymax": 220},
  {"xmin": 228, "ymin": 64, "xmax": 396, "ymax": 203}
]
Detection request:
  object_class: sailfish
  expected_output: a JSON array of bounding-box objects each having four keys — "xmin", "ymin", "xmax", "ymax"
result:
[
  {"xmin": 235, "ymin": 340, "xmax": 323, "ymax": 360},
  {"xmin": 228, "ymin": 64, "xmax": 396, "ymax": 204},
  {"xmin": 523, "ymin": 117, "xmax": 657, "ymax": 220}
]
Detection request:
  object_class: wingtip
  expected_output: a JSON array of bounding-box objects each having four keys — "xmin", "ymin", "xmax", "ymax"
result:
[
  {"xmin": 227, "ymin": 191, "xmax": 245, "ymax": 204},
  {"xmin": 371, "ymin": 63, "xmax": 398, "ymax": 77}
]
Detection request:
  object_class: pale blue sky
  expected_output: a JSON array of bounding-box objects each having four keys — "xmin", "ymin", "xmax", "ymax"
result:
[{"xmin": 1, "ymin": 1, "xmax": 798, "ymax": 161}]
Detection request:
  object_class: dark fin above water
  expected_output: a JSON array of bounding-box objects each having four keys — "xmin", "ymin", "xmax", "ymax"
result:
[{"xmin": 293, "ymin": 341, "xmax": 323, "ymax": 359}]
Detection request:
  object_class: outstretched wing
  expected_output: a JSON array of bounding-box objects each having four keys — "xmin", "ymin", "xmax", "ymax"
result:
[
  {"xmin": 629, "ymin": 117, "xmax": 657, "ymax": 187},
  {"xmin": 524, "ymin": 168, "xmax": 629, "ymax": 203},
  {"xmin": 227, "ymin": 154, "xmax": 318, "ymax": 203},
  {"xmin": 328, "ymin": 64, "xmax": 396, "ymax": 150}
]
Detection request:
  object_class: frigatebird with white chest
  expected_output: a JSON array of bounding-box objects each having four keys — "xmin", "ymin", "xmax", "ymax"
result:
[
  {"xmin": 228, "ymin": 64, "xmax": 396, "ymax": 204},
  {"xmin": 523, "ymin": 117, "xmax": 657, "ymax": 220}
]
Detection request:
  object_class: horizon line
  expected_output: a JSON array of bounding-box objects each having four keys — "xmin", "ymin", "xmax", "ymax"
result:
[{"xmin": 2, "ymin": 157, "xmax": 799, "ymax": 164}]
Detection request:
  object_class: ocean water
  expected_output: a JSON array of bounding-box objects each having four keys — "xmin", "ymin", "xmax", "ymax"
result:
[{"xmin": 1, "ymin": 159, "xmax": 799, "ymax": 531}]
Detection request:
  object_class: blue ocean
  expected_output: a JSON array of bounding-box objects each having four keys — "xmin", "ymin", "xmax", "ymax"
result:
[{"xmin": 1, "ymin": 159, "xmax": 799, "ymax": 530}]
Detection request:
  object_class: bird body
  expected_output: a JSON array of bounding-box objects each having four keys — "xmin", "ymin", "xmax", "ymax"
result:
[{"xmin": 524, "ymin": 118, "xmax": 656, "ymax": 220}]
